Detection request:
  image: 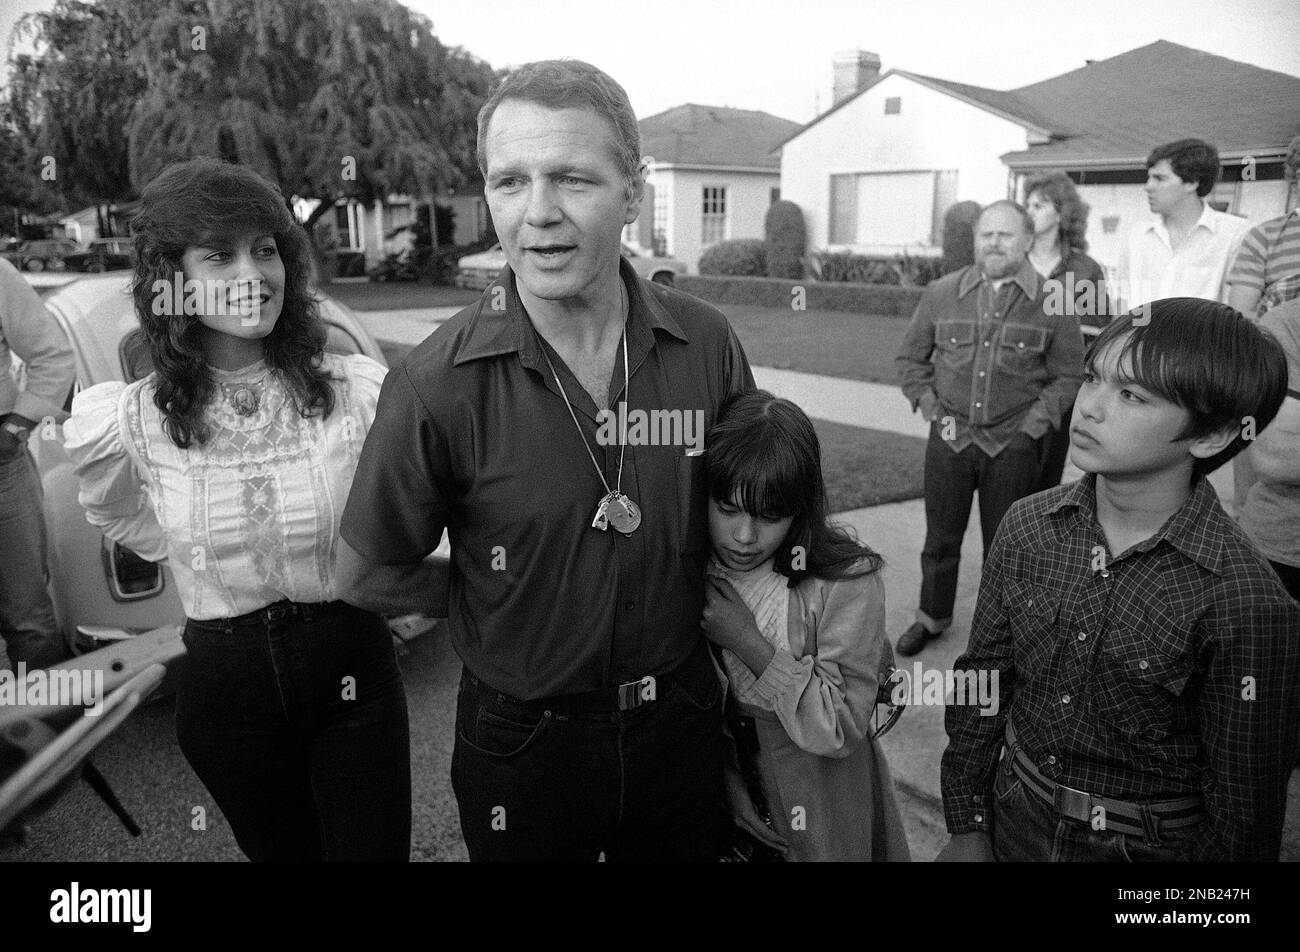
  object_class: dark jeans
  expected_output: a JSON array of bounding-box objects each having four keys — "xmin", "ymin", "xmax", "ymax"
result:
[
  {"xmin": 450, "ymin": 641, "xmax": 724, "ymax": 861},
  {"xmin": 991, "ymin": 749, "xmax": 1195, "ymax": 861},
  {"xmin": 176, "ymin": 600, "xmax": 411, "ymax": 861},
  {"xmin": 1037, "ymin": 402, "xmax": 1074, "ymax": 491},
  {"xmin": 0, "ymin": 446, "xmax": 69, "ymax": 668},
  {"xmin": 920, "ymin": 425, "xmax": 1042, "ymax": 627}
]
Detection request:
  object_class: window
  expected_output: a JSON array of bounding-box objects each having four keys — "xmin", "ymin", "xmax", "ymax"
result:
[
  {"xmin": 770, "ymin": 187, "xmax": 781, "ymax": 205},
  {"xmin": 885, "ymin": 96, "xmax": 901, "ymax": 115},
  {"xmin": 334, "ymin": 201, "xmax": 364, "ymax": 252},
  {"xmin": 702, "ymin": 186, "xmax": 727, "ymax": 247},
  {"xmin": 653, "ymin": 184, "xmax": 669, "ymax": 255},
  {"xmin": 829, "ymin": 174, "xmax": 857, "ymax": 245}
]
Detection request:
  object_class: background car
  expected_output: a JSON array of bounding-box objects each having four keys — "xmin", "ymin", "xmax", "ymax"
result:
[
  {"xmin": 19, "ymin": 274, "xmax": 389, "ymax": 653},
  {"xmin": 2, "ymin": 238, "xmax": 79, "ymax": 272},
  {"xmin": 63, "ymin": 237, "xmax": 134, "ymax": 273},
  {"xmin": 455, "ymin": 242, "xmax": 688, "ymax": 290}
]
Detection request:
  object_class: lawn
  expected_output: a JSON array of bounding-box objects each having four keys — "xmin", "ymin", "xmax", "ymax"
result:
[
  {"xmin": 814, "ymin": 418, "xmax": 924, "ymax": 510},
  {"xmin": 719, "ymin": 304, "xmax": 912, "ymax": 385}
]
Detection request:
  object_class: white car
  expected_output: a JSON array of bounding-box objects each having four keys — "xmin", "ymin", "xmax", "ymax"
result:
[
  {"xmin": 22, "ymin": 274, "xmax": 391, "ymax": 652},
  {"xmin": 455, "ymin": 242, "xmax": 687, "ymax": 290}
]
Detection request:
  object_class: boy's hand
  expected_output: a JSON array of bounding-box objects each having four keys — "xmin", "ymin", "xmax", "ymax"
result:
[
  {"xmin": 701, "ymin": 576, "xmax": 760, "ymax": 652},
  {"xmin": 724, "ymin": 764, "xmax": 788, "ymax": 853},
  {"xmin": 935, "ymin": 832, "xmax": 994, "ymax": 862}
]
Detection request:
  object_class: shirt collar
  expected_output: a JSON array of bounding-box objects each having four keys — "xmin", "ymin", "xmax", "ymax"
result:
[
  {"xmin": 452, "ymin": 256, "xmax": 689, "ymax": 368},
  {"xmin": 957, "ymin": 258, "xmax": 1040, "ymax": 300},
  {"xmin": 1146, "ymin": 201, "xmax": 1221, "ymax": 239},
  {"xmin": 1048, "ymin": 473, "xmax": 1224, "ymax": 574}
]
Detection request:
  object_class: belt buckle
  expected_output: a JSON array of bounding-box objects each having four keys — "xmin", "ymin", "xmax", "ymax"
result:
[
  {"xmin": 617, "ymin": 675, "xmax": 657, "ymax": 711},
  {"xmin": 1052, "ymin": 783, "xmax": 1093, "ymax": 822}
]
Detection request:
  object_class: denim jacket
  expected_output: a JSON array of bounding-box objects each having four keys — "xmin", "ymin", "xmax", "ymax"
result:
[{"xmin": 896, "ymin": 260, "xmax": 1084, "ymax": 457}]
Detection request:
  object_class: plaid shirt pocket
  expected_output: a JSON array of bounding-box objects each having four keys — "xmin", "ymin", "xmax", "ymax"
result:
[
  {"xmin": 1090, "ymin": 620, "xmax": 1194, "ymax": 741},
  {"xmin": 1004, "ymin": 578, "xmax": 1061, "ymax": 681}
]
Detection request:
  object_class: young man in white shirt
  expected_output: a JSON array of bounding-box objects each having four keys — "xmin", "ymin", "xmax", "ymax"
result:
[{"xmin": 1116, "ymin": 139, "xmax": 1250, "ymax": 312}]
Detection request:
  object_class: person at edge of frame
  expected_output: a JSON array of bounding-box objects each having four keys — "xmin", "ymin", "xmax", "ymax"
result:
[
  {"xmin": 335, "ymin": 59, "xmax": 754, "ymax": 861},
  {"xmin": 938, "ymin": 298, "xmax": 1300, "ymax": 862}
]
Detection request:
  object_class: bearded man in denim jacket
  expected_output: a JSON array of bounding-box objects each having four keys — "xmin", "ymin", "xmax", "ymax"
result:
[{"xmin": 894, "ymin": 200, "xmax": 1084, "ymax": 655}]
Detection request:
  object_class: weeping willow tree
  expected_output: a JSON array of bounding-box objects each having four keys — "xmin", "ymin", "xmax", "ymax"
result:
[{"xmin": 7, "ymin": 0, "xmax": 495, "ymax": 241}]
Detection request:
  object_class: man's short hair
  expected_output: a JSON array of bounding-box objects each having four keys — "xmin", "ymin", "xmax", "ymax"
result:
[
  {"xmin": 977, "ymin": 199, "xmax": 1033, "ymax": 237},
  {"xmin": 1147, "ymin": 139, "xmax": 1221, "ymax": 197},
  {"xmin": 1284, "ymin": 134, "xmax": 1300, "ymax": 184},
  {"xmin": 1085, "ymin": 298, "xmax": 1288, "ymax": 477},
  {"xmin": 476, "ymin": 59, "xmax": 641, "ymax": 191}
]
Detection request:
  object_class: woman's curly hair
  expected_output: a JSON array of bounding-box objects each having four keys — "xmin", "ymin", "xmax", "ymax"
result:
[
  {"xmin": 130, "ymin": 158, "xmax": 335, "ymax": 448},
  {"xmin": 1024, "ymin": 170, "xmax": 1092, "ymax": 256}
]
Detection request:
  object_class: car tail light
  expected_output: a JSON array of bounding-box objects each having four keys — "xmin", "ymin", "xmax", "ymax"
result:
[{"xmin": 101, "ymin": 539, "xmax": 164, "ymax": 602}]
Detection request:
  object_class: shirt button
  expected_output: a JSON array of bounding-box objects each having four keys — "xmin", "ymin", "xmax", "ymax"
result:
[
  {"xmin": 950, "ymin": 337, "xmax": 957, "ymax": 343},
  {"xmin": 1076, "ymin": 631, "xmax": 1087, "ymax": 642},
  {"xmin": 983, "ymin": 341, "xmax": 990, "ymax": 347},
  {"xmin": 625, "ymin": 601, "xmax": 636, "ymax": 611},
  {"xmin": 978, "ymin": 371, "xmax": 986, "ymax": 377},
  {"xmin": 1061, "ymin": 694, "xmax": 1071, "ymax": 704},
  {"xmin": 1027, "ymin": 598, "xmax": 1034, "ymax": 607},
  {"xmin": 1047, "ymin": 755, "xmax": 1057, "ymax": 765},
  {"xmin": 1138, "ymin": 659, "xmax": 1149, "ymax": 670},
  {"xmin": 1100, "ymin": 569, "xmax": 1111, "ymax": 579},
  {"xmin": 973, "ymin": 813, "xmax": 984, "ymax": 823},
  {"xmin": 975, "ymin": 402, "xmax": 982, "ymax": 408}
]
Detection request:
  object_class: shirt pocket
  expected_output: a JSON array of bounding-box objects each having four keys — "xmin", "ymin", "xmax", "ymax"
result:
[
  {"xmin": 934, "ymin": 320, "xmax": 976, "ymax": 370},
  {"xmin": 1003, "ymin": 578, "xmax": 1060, "ymax": 681},
  {"xmin": 996, "ymin": 324, "xmax": 1048, "ymax": 375},
  {"xmin": 1090, "ymin": 620, "xmax": 1194, "ymax": 741}
]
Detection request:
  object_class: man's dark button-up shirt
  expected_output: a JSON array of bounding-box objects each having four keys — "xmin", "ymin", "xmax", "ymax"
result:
[
  {"xmin": 941, "ymin": 474, "xmax": 1300, "ymax": 861},
  {"xmin": 896, "ymin": 259, "xmax": 1083, "ymax": 456},
  {"xmin": 340, "ymin": 258, "xmax": 754, "ymax": 699}
]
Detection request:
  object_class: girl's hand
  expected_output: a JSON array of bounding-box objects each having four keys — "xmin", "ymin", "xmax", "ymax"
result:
[
  {"xmin": 700, "ymin": 576, "xmax": 760, "ymax": 652},
  {"xmin": 724, "ymin": 764, "xmax": 788, "ymax": 853}
]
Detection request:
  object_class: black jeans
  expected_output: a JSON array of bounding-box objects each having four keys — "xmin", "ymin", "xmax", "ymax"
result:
[
  {"xmin": 450, "ymin": 641, "xmax": 724, "ymax": 861},
  {"xmin": 1037, "ymin": 402, "xmax": 1074, "ymax": 492},
  {"xmin": 1269, "ymin": 560, "xmax": 1300, "ymax": 604},
  {"xmin": 920, "ymin": 425, "xmax": 1041, "ymax": 627},
  {"xmin": 176, "ymin": 600, "xmax": 411, "ymax": 861}
]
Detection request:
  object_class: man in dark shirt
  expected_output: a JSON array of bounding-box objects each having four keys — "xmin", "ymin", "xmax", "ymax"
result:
[
  {"xmin": 337, "ymin": 60, "xmax": 753, "ymax": 860},
  {"xmin": 895, "ymin": 201, "xmax": 1083, "ymax": 655},
  {"xmin": 939, "ymin": 299, "xmax": 1300, "ymax": 862}
]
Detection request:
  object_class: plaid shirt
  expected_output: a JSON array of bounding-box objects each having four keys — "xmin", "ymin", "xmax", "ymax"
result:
[{"xmin": 941, "ymin": 474, "xmax": 1300, "ymax": 861}]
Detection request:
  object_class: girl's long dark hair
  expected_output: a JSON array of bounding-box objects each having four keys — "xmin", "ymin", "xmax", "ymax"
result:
[
  {"xmin": 130, "ymin": 157, "xmax": 334, "ymax": 448},
  {"xmin": 706, "ymin": 389, "xmax": 882, "ymax": 587}
]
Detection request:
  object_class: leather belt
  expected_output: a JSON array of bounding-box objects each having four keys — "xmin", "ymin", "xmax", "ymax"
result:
[{"xmin": 1004, "ymin": 721, "xmax": 1203, "ymax": 838}]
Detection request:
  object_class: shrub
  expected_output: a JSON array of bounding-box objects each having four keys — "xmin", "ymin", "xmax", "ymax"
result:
[
  {"xmin": 677, "ymin": 274, "xmax": 924, "ymax": 317},
  {"xmin": 764, "ymin": 200, "xmax": 806, "ymax": 280},
  {"xmin": 699, "ymin": 238, "xmax": 767, "ymax": 276},
  {"xmin": 941, "ymin": 201, "xmax": 981, "ymax": 275}
]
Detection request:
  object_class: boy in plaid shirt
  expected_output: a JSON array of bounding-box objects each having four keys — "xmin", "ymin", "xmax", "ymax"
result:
[{"xmin": 939, "ymin": 297, "xmax": 1300, "ymax": 861}]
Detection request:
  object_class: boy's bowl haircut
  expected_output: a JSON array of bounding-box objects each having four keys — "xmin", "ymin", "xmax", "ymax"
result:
[{"xmin": 1083, "ymin": 298, "xmax": 1289, "ymax": 477}]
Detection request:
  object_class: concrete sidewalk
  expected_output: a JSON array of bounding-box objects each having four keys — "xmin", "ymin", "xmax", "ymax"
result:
[{"xmin": 355, "ymin": 306, "xmax": 1295, "ymax": 861}]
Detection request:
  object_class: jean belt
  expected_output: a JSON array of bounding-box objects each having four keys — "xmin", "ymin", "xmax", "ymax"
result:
[
  {"xmin": 1004, "ymin": 721, "xmax": 1203, "ymax": 837},
  {"xmin": 191, "ymin": 599, "xmax": 348, "ymax": 630},
  {"xmin": 466, "ymin": 642, "xmax": 705, "ymax": 715}
]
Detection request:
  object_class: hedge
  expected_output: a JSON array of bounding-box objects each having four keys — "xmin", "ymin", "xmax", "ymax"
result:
[
  {"xmin": 698, "ymin": 238, "xmax": 767, "ymax": 277},
  {"xmin": 677, "ymin": 274, "xmax": 924, "ymax": 317}
]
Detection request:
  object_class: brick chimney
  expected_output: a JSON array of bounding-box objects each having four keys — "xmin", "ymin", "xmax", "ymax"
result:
[{"xmin": 832, "ymin": 50, "xmax": 882, "ymax": 106}]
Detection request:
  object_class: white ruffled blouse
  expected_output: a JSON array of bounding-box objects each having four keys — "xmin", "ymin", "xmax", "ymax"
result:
[{"xmin": 62, "ymin": 353, "xmax": 386, "ymax": 620}]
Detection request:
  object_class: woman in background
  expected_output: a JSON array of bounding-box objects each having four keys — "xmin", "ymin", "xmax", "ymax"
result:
[{"xmin": 1024, "ymin": 171, "xmax": 1106, "ymax": 490}]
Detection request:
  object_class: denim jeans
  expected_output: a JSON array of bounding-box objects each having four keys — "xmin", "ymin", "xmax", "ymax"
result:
[
  {"xmin": 0, "ymin": 446, "xmax": 68, "ymax": 669},
  {"xmin": 1037, "ymin": 402, "xmax": 1075, "ymax": 491},
  {"xmin": 450, "ymin": 641, "xmax": 725, "ymax": 861},
  {"xmin": 990, "ymin": 750, "xmax": 1195, "ymax": 861},
  {"xmin": 919, "ymin": 425, "xmax": 1042, "ymax": 628},
  {"xmin": 176, "ymin": 600, "xmax": 411, "ymax": 861}
]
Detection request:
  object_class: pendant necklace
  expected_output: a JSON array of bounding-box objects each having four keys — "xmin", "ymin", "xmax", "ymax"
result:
[{"xmin": 538, "ymin": 285, "xmax": 641, "ymax": 536}]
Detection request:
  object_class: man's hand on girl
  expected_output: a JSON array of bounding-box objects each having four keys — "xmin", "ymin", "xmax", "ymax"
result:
[{"xmin": 724, "ymin": 764, "xmax": 788, "ymax": 853}]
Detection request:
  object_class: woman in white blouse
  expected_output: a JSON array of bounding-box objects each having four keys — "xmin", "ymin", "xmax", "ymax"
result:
[{"xmin": 63, "ymin": 158, "xmax": 410, "ymax": 861}]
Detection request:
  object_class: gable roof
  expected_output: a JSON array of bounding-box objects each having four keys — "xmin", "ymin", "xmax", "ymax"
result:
[
  {"xmin": 1003, "ymin": 41, "xmax": 1300, "ymax": 167},
  {"xmin": 639, "ymin": 103, "xmax": 801, "ymax": 169},
  {"xmin": 779, "ymin": 41, "xmax": 1300, "ymax": 168}
]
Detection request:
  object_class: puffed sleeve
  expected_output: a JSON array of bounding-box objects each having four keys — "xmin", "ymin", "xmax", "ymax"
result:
[
  {"xmin": 748, "ymin": 568, "xmax": 886, "ymax": 758},
  {"xmin": 62, "ymin": 382, "xmax": 167, "ymax": 562},
  {"xmin": 341, "ymin": 353, "xmax": 388, "ymax": 432}
]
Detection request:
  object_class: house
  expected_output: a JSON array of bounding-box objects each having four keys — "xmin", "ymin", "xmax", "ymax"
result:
[
  {"xmin": 310, "ymin": 186, "xmax": 490, "ymax": 272},
  {"xmin": 635, "ymin": 103, "xmax": 801, "ymax": 272},
  {"xmin": 780, "ymin": 43, "xmax": 1300, "ymax": 270}
]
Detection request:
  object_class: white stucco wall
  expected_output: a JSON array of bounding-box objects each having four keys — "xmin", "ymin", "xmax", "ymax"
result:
[
  {"xmin": 652, "ymin": 167, "xmax": 780, "ymax": 272},
  {"xmin": 780, "ymin": 73, "xmax": 1033, "ymax": 255}
]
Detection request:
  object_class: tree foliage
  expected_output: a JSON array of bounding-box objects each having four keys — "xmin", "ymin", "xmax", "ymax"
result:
[{"xmin": 4, "ymin": 0, "xmax": 496, "ymax": 233}]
